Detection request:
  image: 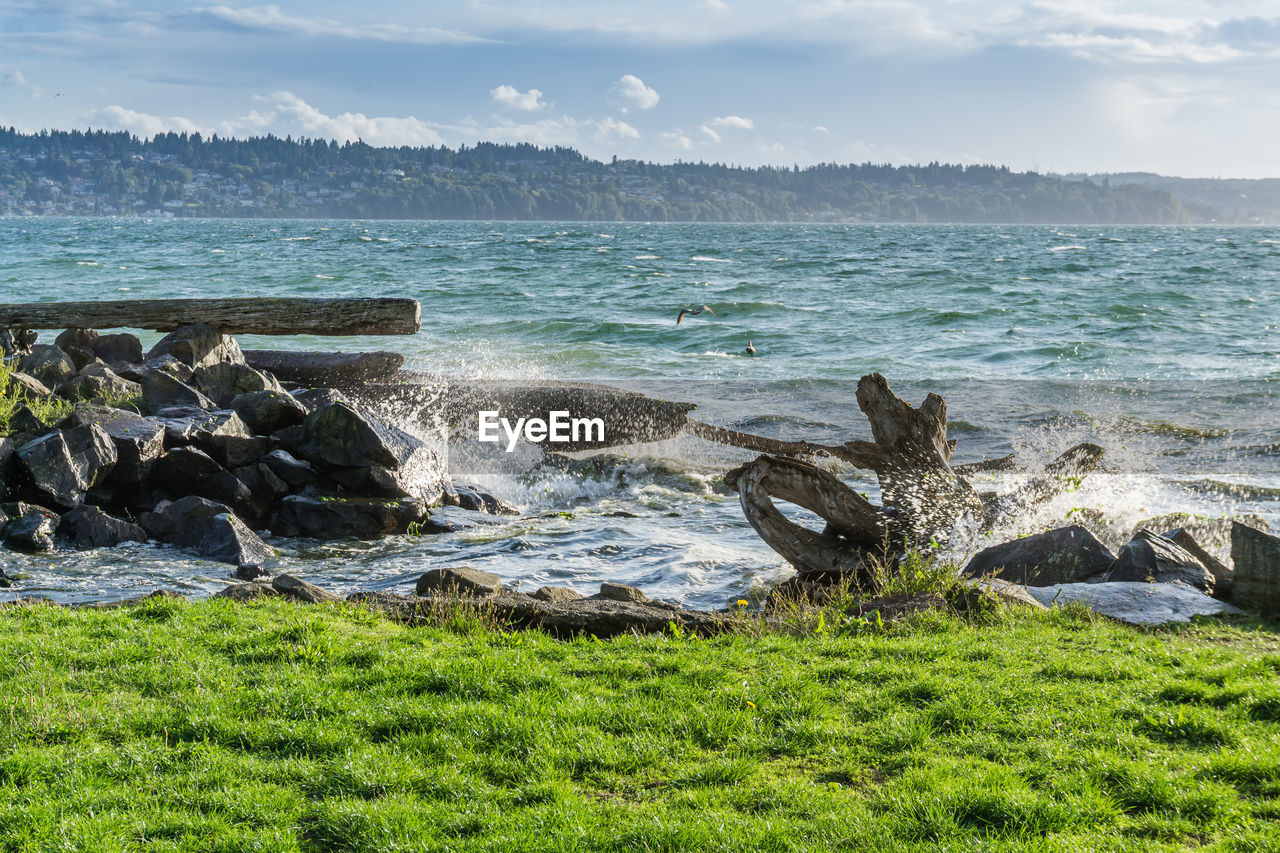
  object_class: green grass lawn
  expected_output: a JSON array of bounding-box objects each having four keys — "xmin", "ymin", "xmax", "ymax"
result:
[{"xmin": 0, "ymin": 598, "xmax": 1277, "ymax": 852}]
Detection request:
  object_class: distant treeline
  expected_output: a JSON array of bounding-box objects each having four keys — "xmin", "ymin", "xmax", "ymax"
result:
[{"xmin": 0, "ymin": 127, "xmax": 1194, "ymax": 224}]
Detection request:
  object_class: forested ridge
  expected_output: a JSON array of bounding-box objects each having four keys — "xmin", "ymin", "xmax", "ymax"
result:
[{"xmin": 0, "ymin": 127, "xmax": 1193, "ymax": 223}]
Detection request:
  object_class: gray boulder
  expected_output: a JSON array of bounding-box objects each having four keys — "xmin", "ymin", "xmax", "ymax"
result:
[
  {"xmin": 260, "ymin": 449, "xmax": 329, "ymax": 491},
  {"xmin": 16, "ymin": 424, "xmax": 118, "ymax": 509},
  {"xmin": 148, "ymin": 447, "xmax": 252, "ymax": 510},
  {"xmin": 57, "ymin": 367, "xmax": 142, "ymax": 404},
  {"xmin": 58, "ymin": 505, "xmax": 147, "ymax": 548},
  {"xmin": 593, "ymin": 581, "xmax": 650, "ymax": 603},
  {"xmin": 1231, "ymin": 523, "xmax": 1280, "ymax": 615},
  {"xmin": 531, "ymin": 585, "xmax": 583, "ymax": 604},
  {"xmin": 271, "ymin": 494, "xmax": 429, "ymax": 539},
  {"xmin": 444, "ymin": 483, "xmax": 520, "ymax": 516},
  {"xmin": 292, "ymin": 387, "xmax": 349, "ymax": 413},
  {"xmin": 2, "ymin": 503, "xmax": 58, "ymax": 552},
  {"xmin": 59, "ymin": 405, "xmax": 166, "ymax": 485},
  {"xmin": 293, "ymin": 402, "xmax": 443, "ymax": 501},
  {"xmin": 415, "ymin": 566, "xmax": 502, "ymax": 597},
  {"xmin": 54, "ymin": 329, "xmax": 99, "ymax": 370},
  {"xmin": 141, "ymin": 495, "xmax": 272, "ymax": 565},
  {"xmin": 5, "ymin": 371, "xmax": 52, "ymax": 400},
  {"xmin": 191, "ymin": 362, "xmax": 286, "ymax": 407},
  {"xmin": 146, "ymin": 323, "xmax": 245, "ymax": 369},
  {"xmin": 93, "ymin": 333, "xmax": 143, "ymax": 365},
  {"xmin": 155, "ymin": 407, "xmax": 250, "ymax": 444},
  {"xmin": 1133, "ymin": 513, "xmax": 1269, "ymax": 562},
  {"xmin": 117, "ymin": 356, "xmax": 195, "ymax": 385},
  {"xmin": 230, "ymin": 389, "xmax": 308, "ymax": 435},
  {"xmin": 272, "ymin": 573, "xmax": 341, "ymax": 604},
  {"xmin": 1026, "ymin": 582, "xmax": 1242, "ymax": 626},
  {"xmin": 1164, "ymin": 527, "xmax": 1232, "ymax": 592},
  {"xmin": 1105, "ymin": 529, "xmax": 1216, "ymax": 592},
  {"xmin": 0, "ymin": 328, "xmax": 37, "ymax": 358},
  {"xmin": 140, "ymin": 370, "xmax": 216, "ymax": 414},
  {"xmin": 17, "ymin": 345, "xmax": 77, "ymax": 387},
  {"xmin": 962, "ymin": 525, "xmax": 1115, "ymax": 585}
]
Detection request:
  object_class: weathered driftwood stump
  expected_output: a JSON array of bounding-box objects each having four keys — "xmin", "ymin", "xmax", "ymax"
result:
[{"xmin": 724, "ymin": 373, "xmax": 1104, "ymax": 593}]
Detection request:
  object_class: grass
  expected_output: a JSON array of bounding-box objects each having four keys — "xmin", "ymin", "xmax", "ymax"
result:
[
  {"xmin": 0, "ymin": 360, "xmax": 73, "ymax": 436},
  {"xmin": 0, "ymin": 598, "xmax": 1277, "ymax": 851}
]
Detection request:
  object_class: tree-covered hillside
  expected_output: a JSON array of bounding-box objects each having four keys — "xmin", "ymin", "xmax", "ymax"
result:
[{"xmin": 0, "ymin": 127, "xmax": 1191, "ymax": 224}]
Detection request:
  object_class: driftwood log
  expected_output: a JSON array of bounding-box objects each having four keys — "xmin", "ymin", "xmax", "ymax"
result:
[
  {"xmin": 0, "ymin": 298, "xmax": 420, "ymax": 336},
  {"xmin": 724, "ymin": 373, "xmax": 1104, "ymax": 589}
]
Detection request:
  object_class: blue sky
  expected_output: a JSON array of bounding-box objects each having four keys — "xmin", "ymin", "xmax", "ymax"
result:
[{"xmin": 1, "ymin": 0, "xmax": 1278, "ymax": 176}]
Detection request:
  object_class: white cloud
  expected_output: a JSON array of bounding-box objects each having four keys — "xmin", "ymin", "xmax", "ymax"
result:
[
  {"xmin": 709, "ymin": 115, "xmax": 754, "ymax": 130},
  {"xmin": 2, "ymin": 70, "xmax": 41, "ymax": 99},
  {"xmin": 199, "ymin": 5, "xmax": 487, "ymax": 45},
  {"xmin": 813, "ymin": 125, "xmax": 830, "ymax": 134},
  {"xmin": 607, "ymin": 74, "xmax": 659, "ymax": 112},
  {"xmin": 593, "ymin": 117, "xmax": 639, "ymax": 142},
  {"xmin": 699, "ymin": 125, "xmax": 722, "ymax": 143},
  {"xmin": 662, "ymin": 131, "xmax": 693, "ymax": 149},
  {"xmin": 84, "ymin": 105, "xmax": 203, "ymax": 137},
  {"xmin": 701, "ymin": 0, "xmax": 729, "ymax": 10},
  {"xmin": 490, "ymin": 85, "xmax": 547, "ymax": 111}
]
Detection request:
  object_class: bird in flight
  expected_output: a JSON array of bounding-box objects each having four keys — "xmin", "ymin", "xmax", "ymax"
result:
[{"xmin": 676, "ymin": 305, "xmax": 717, "ymax": 325}]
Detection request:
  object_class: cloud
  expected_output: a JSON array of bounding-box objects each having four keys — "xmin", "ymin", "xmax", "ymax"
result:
[
  {"xmin": 2, "ymin": 70, "xmax": 41, "ymax": 98},
  {"xmin": 490, "ymin": 85, "xmax": 547, "ymax": 111},
  {"xmin": 198, "ymin": 5, "xmax": 487, "ymax": 45},
  {"xmin": 812, "ymin": 125, "xmax": 830, "ymax": 134},
  {"xmin": 662, "ymin": 131, "xmax": 693, "ymax": 150},
  {"xmin": 709, "ymin": 115, "xmax": 754, "ymax": 130},
  {"xmin": 701, "ymin": 0, "xmax": 729, "ymax": 10},
  {"xmin": 607, "ymin": 75, "xmax": 659, "ymax": 112},
  {"xmin": 593, "ymin": 117, "xmax": 639, "ymax": 142},
  {"xmin": 84, "ymin": 105, "xmax": 204, "ymax": 137},
  {"xmin": 699, "ymin": 125, "xmax": 721, "ymax": 143}
]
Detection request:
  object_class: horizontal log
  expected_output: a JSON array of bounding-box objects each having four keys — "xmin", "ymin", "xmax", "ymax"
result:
[
  {"xmin": 0, "ymin": 298, "xmax": 420, "ymax": 336},
  {"xmin": 243, "ymin": 350, "xmax": 405, "ymax": 385}
]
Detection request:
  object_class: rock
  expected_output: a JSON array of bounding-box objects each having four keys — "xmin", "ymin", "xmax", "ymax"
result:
[
  {"xmin": 260, "ymin": 449, "xmax": 328, "ymax": 491},
  {"xmin": 230, "ymin": 462, "xmax": 289, "ymax": 525},
  {"xmin": 59, "ymin": 404, "xmax": 166, "ymax": 485},
  {"xmin": 594, "ymin": 581, "xmax": 650, "ymax": 603},
  {"xmin": 146, "ymin": 323, "xmax": 245, "ymax": 369},
  {"xmin": 93, "ymin": 333, "xmax": 143, "ymax": 365},
  {"xmin": 140, "ymin": 495, "xmax": 272, "ymax": 565},
  {"xmin": 1105, "ymin": 529, "xmax": 1216, "ymax": 592},
  {"xmin": 0, "ymin": 567, "xmax": 13, "ymax": 588},
  {"xmin": 17, "ymin": 345, "xmax": 77, "ymax": 387},
  {"xmin": 1026, "ymin": 582, "xmax": 1243, "ymax": 626},
  {"xmin": 16, "ymin": 424, "xmax": 118, "ymax": 509},
  {"xmin": 230, "ymin": 389, "xmax": 308, "ymax": 435},
  {"xmin": 234, "ymin": 563, "xmax": 271, "ymax": 581},
  {"xmin": 963, "ymin": 578, "xmax": 1049, "ymax": 610},
  {"xmin": 1133, "ymin": 513, "xmax": 1269, "ymax": 562},
  {"xmin": 155, "ymin": 407, "xmax": 250, "ymax": 444},
  {"xmin": 271, "ymin": 494, "xmax": 429, "ymax": 539},
  {"xmin": 140, "ymin": 370, "xmax": 216, "ymax": 414},
  {"xmin": 1164, "ymin": 528, "xmax": 1232, "ymax": 593},
  {"xmin": 5, "ymin": 371, "xmax": 52, "ymax": 399},
  {"xmin": 191, "ymin": 362, "xmax": 286, "ymax": 407},
  {"xmin": 445, "ymin": 483, "xmax": 520, "ymax": 516},
  {"xmin": 1231, "ymin": 523, "xmax": 1280, "ymax": 615},
  {"xmin": 0, "ymin": 328, "xmax": 37, "ymax": 358},
  {"xmin": 201, "ymin": 512, "xmax": 275, "ymax": 565},
  {"xmin": 116, "ymin": 356, "xmax": 195, "ymax": 385},
  {"xmin": 6, "ymin": 405, "xmax": 49, "ymax": 439},
  {"xmin": 57, "ymin": 505, "xmax": 148, "ymax": 548},
  {"xmin": 415, "ymin": 566, "xmax": 503, "ymax": 597},
  {"xmin": 272, "ymin": 573, "xmax": 342, "ymax": 604},
  {"xmin": 292, "ymin": 402, "xmax": 443, "ymax": 501},
  {"xmin": 2, "ymin": 504, "xmax": 58, "ymax": 552},
  {"xmin": 292, "ymin": 387, "xmax": 349, "ymax": 413},
  {"xmin": 962, "ymin": 525, "xmax": 1115, "ymax": 585},
  {"xmin": 54, "ymin": 329, "xmax": 99, "ymax": 370},
  {"xmin": 147, "ymin": 447, "xmax": 252, "ymax": 510},
  {"xmin": 531, "ymin": 585, "xmax": 583, "ymax": 604},
  {"xmin": 199, "ymin": 433, "xmax": 277, "ymax": 469},
  {"xmin": 353, "ymin": 590, "xmax": 734, "ymax": 639},
  {"xmin": 56, "ymin": 367, "xmax": 142, "ymax": 404},
  {"xmin": 213, "ymin": 582, "xmax": 279, "ymax": 601},
  {"xmin": 0, "ymin": 437, "xmax": 16, "ymax": 500}
]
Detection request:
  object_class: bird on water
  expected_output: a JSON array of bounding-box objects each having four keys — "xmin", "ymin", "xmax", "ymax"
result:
[
  {"xmin": 745, "ymin": 341, "xmax": 756, "ymax": 356},
  {"xmin": 675, "ymin": 305, "xmax": 717, "ymax": 324}
]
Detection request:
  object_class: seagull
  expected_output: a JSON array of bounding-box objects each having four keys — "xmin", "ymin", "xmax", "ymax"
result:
[
  {"xmin": 745, "ymin": 341, "xmax": 756, "ymax": 356},
  {"xmin": 676, "ymin": 305, "xmax": 717, "ymax": 325}
]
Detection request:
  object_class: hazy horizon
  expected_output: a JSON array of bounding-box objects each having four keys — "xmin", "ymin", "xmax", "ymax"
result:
[{"xmin": 3, "ymin": 1, "xmax": 1279, "ymax": 179}]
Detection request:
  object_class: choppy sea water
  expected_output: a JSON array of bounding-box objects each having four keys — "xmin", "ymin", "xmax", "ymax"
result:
[{"xmin": 1, "ymin": 219, "xmax": 1277, "ymax": 606}]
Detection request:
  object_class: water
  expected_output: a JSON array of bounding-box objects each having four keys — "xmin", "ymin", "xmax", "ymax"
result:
[{"xmin": 1, "ymin": 219, "xmax": 1277, "ymax": 606}]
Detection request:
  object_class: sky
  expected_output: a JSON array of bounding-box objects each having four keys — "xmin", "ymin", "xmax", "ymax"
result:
[{"xmin": 1, "ymin": 0, "xmax": 1278, "ymax": 177}]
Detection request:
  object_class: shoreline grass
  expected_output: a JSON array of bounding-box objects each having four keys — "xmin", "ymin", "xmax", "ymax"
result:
[{"xmin": 1, "ymin": 598, "xmax": 1278, "ymax": 851}]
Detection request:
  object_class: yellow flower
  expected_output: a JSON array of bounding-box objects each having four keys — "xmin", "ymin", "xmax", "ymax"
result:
[
  {"xmin": 746, "ymin": 701, "xmax": 756, "ymax": 709},
  {"xmin": 736, "ymin": 599, "xmax": 749, "ymax": 607}
]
